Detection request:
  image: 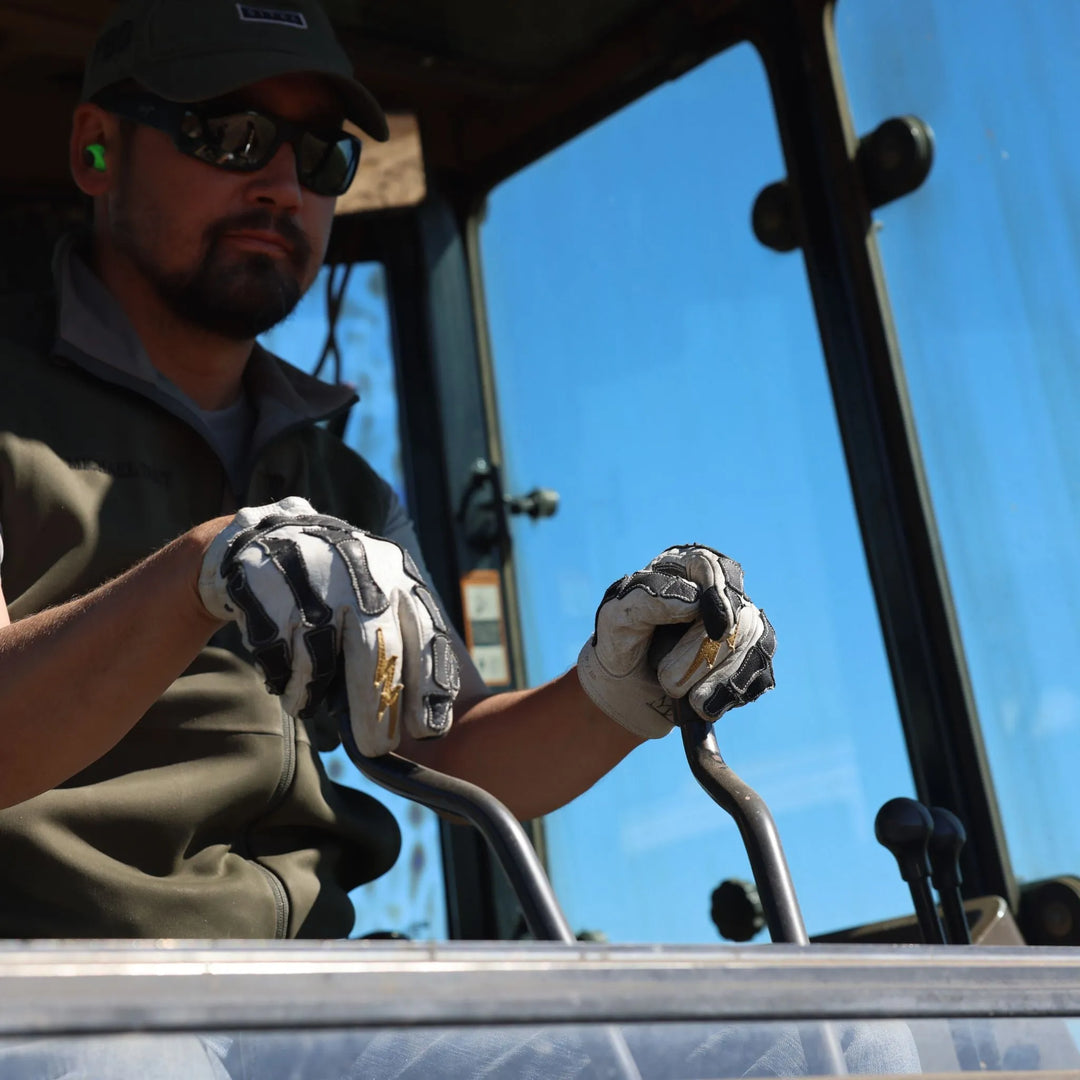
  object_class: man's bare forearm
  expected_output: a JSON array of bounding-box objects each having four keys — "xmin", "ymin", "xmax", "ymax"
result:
[
  {"xmin": 0, "ymin": 518, "xmax": 230, "ymax": 808},
  {"xmin": 399, "ymin": 670, "xmax": 644, "ymax": 820}
]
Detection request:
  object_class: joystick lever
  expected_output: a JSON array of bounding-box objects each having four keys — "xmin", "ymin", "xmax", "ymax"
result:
[
  {"xmin": 874, "ymin": 797, "xmax": 946, "ymax": 944},
  {"xmin": 928, "ymin": 807, "xmax": 972, "ymax": 945}
]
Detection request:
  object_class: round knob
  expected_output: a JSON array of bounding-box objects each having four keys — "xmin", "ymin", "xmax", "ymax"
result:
[
  {"xmin": 711, "ymin": 878, "xmax": 766, "ymax": 942},
  {"xmin": 928, "ymin": 807, "xmax": 966, "ymax": 889},
  {"xmin": 875, "ymin": 797, "xmax": 934, "ymax": 883}
]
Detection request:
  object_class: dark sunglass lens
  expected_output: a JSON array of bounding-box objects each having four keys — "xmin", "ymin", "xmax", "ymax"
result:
[
  {"xmin": 197, "ymin": 113, "xmax": 277, "ymax": 168},
  {"xmin": 299, "ymin": 133, "xmax": 360, "ymax": 195}
]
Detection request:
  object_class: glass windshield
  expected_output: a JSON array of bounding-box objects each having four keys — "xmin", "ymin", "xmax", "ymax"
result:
[
  {"xmin": 479, "ymin": 42, "xmax": 918, "ymax": 941},
  {"xmin": 835, "ymin": 0, "xmax": 1080, "ymax": 888}
]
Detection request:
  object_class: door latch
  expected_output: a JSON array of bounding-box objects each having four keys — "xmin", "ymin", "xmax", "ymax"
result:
[{"xmin": 458, "ymin": 458, "xmax": 559, "ymax": 552}]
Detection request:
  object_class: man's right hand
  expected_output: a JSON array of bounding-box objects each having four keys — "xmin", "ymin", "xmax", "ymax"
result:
[{"xmin": 197, "ymin": 497, "xmax": 460, "ymax": 757}]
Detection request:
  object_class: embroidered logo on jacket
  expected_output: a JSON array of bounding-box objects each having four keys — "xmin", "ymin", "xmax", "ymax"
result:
[{"xmin": 65, "ymin": 459, "xmax": 172, "ymax": 489}]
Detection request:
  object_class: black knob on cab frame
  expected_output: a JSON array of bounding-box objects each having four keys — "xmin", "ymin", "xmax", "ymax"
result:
[
  {"xmin": 875, "ymin": 797, "xmax": 935, "ymax": 883},
  {"xmin": 711, "ymin": 878, "xmax": 766, "ymax": 942}
]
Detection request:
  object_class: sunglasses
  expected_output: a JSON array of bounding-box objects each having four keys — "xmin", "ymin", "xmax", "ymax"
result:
[{"xmin": 95, "ymin": 89, "xmax": 362, "ymax": 197}]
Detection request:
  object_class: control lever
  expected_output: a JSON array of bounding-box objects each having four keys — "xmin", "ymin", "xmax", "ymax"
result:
[
  {"xmin": 343, "ymin": 658, "xmax": 843, "ymax": 1073},
  {"xmin": 928, "ymin": 807, "xmax": 972, "ymax": 946},
  {"xmin": 924, "ymin": 808, "xmax": 1000, "ymax": 1069},
  {"xmin": 647, "ymin": 623, "xmax": 808, "ymax": 943},
  {"xmin": 340, "ymin": 732, "xmax": 646, "ymax": 1079},
  {"xmin": 674, "ymin": 698, "xmax": 847, "ymax": 1076},
  {"xmin": 676, "ymin": 703, "xmax": 808, "ymax": 945},
  {"xmin": 874, "ymin": 797, "xmax": 946, "ymax": 944},
  {"xmin": 342, "ymin": 735, "xmax": 575, "ymax": 944}
]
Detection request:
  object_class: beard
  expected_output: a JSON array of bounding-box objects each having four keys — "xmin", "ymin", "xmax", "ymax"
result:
[{"xmin": 112, "ymin": 202, "xmax": 314, "ymax": 341}]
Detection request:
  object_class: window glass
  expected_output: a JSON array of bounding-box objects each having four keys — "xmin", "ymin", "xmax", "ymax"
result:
[
  {"xmin": 835, "ymin": 0, "xmax": 1080, "ymax": 886},
  {"xmin": 261, "ymin": 265, "xmax": 447, "ymax": 940},
  {"xmin": 479, "ymin": 44, "xmax": 916, "ymax": 941},
  {"xmin": 6, "ymin": 1016, "xmax": 1078, "ymax": 1075}
]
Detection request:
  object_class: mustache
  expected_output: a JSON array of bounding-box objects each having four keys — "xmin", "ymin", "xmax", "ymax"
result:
[{"xmin": 204, "ymin": 210, "xmax": 312, "ymax": 270}]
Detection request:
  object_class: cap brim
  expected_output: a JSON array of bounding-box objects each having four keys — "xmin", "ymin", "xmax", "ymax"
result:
[{"xmin": 135, "ymin": 52, "xmax": 389, "ymax": 142}]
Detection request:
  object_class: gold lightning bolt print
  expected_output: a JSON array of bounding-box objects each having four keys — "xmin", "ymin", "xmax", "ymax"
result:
[
  {"xmin": 374, "ymin": 628, "xmax": 404, "ymax": 741},
  {"xmin": 676, "ymin": 635, "xmax": 723, "ymax": 687}
]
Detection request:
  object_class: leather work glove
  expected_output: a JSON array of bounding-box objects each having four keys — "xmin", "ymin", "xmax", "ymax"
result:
[
  {"xmin": 577, "ymin": 545, "xmax": 776, "ymax": 739},
  {"xmin": 198, "ymin": 497, "xmax": 460, "ymax": 757}
]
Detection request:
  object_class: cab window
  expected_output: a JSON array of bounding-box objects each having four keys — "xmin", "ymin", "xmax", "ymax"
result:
[
  {"xmin": 837, "ymin": 0, "xmax": 1080, "ymax": 888},
  {"xmin": 478, "ymin": 41, "xmax": 916, "ymax": 941}
]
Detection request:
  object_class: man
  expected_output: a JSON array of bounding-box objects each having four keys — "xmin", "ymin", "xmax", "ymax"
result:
[{"xmin": 0, "ymin": 0, "xmax": 776, "ymax": 942}]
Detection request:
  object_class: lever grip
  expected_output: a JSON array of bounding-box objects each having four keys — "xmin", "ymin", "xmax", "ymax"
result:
[{"xmin": 340, "ymin": 724, "xmax": 575, "ymax": 944}]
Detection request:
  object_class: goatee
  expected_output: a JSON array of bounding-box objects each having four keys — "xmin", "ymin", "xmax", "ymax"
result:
[{"xmin": 116, "ymin": 208, "xmax": 313, "ymax": 340}]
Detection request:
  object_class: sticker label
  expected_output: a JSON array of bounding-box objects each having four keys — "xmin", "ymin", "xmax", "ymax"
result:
[
  {"xmin": 236, "ymin": 4, "xmax": 308, "ymax": 29},
  {"xmin": 461, "ymin": 570, "xmax": 512, "ymax": 687}
]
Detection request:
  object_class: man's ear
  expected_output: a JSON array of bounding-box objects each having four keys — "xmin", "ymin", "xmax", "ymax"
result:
[{"xmin": 70, "ymin": 103, "xmax": 119, "ymax": 197}]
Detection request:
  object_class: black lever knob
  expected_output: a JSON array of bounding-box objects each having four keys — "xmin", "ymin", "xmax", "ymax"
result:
[
  {"xmin": 875, "ymin": 797, "xmax": 946, "ymax": 944},
  {"xmin": 929, "ymin": 807, "xmax": 971, "ymax": 944},
  {"xmin": 927, "ymin": 807, "xmax": 965, "ymax": 887},
  {"xmin": 874, "ymin": 797, "xmax": 934, "ymax": 882}
]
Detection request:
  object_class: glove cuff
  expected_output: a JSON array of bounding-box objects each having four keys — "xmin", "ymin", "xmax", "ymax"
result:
[
  {"xmin": 198, "ymin": 524, "xmax": 238, "ymax": 621},
  {"xmin": 576, "ymin": 641, "xmax": 674, "ymax": 740}
]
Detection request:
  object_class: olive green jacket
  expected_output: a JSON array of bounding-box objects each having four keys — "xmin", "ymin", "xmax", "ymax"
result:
[{"xmin": 0, "ymin": 287, "xmax": 401, "ymax": 939}]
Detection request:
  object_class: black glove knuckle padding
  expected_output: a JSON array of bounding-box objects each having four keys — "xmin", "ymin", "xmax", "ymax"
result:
[
  {"xmin": 223, "ymin": 563, "xmax": 293, "ymax": 697},
  {"xmin": 590, "ymin": 569, "xmax": 700, "ymax": 646},
  {"xmin": 401, "ymin": 546, "xmax": 460, "ymax": 726},
  {"xmin": 221, "ymin": 512, "xmax": 458, "ymax": 727},
  {"xmin": 717, "ymin": 553, "xmax": 745, "ymax": 593},
  {"xmin": 416, "ymin": 585, "xmax": 461, "ymax": 727}
]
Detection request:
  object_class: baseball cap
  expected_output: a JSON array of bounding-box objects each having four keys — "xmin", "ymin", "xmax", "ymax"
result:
[{"xmin": 82, "ymin": 0, "xmax": 389, "ymax": 141}]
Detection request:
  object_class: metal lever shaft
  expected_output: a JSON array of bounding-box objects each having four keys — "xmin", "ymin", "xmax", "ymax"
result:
[
  {"xmin": 346, "ymin": 741, "xmax": 644, "ymax": 1078},
  {"xmin": 677, "ymin": 705, "xmax": 808, "ymax": 945},
  {"xmin": 347, "ymin": 745, "xmax": 575, "ymax": 944},
  {"xmin": 676, "ymin": 701, "xmax": 846, "ymax": 1075}
]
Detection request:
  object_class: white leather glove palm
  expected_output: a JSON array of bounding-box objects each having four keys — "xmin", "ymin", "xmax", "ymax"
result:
[
  {"xmin": 577, "ymin": 545, "xmax": 776, "ymax": 739},
  {"xmin": 198, "ymin": 497, "xmax": 460, "ymax": 757}
]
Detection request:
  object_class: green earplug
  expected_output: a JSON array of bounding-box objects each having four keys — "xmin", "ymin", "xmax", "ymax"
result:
[{"xmin": 85, "ymin": 144, "xmax": 107, "ymax": 172}]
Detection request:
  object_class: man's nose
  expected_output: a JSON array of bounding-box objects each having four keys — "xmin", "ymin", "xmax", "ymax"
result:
[{"xmin": 245, "ymin": 141, "xmax": 303, "ymax": 210}]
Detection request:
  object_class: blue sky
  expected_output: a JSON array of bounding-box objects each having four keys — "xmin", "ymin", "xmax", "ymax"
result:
[{"xmin": 270, "ymin": 0, "xmax": 1080, "ymax": 943}]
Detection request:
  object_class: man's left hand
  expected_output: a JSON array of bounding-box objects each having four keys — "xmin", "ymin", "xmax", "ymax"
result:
[{"xmin": 577, "ymin": 544, "xmax": 776, "ymax": 739}]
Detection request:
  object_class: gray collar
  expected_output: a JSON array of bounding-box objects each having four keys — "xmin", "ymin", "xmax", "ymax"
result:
[{"xmin": 51, "ymin": 234, "xmax": 357, "ymax": 462}]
